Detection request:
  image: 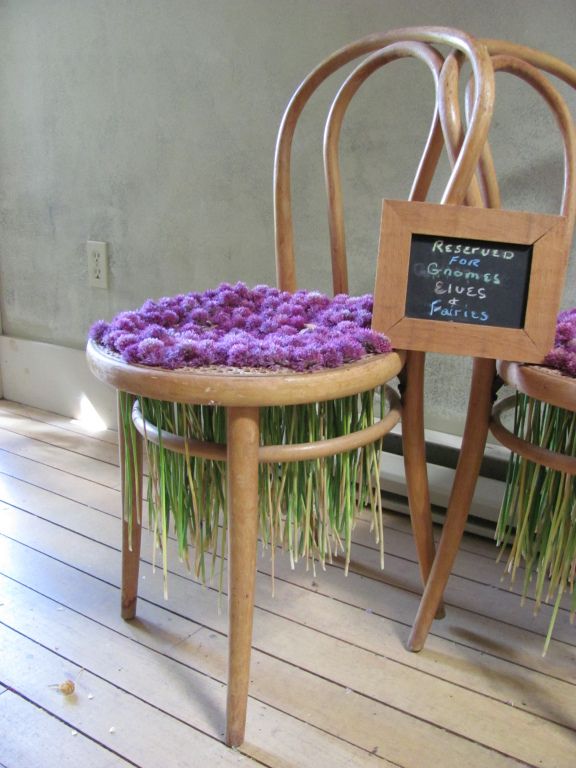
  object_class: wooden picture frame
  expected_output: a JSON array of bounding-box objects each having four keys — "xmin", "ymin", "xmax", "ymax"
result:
[{"xmin": 372, "ymin": 200, "xmax": 568, "ymax": 362}]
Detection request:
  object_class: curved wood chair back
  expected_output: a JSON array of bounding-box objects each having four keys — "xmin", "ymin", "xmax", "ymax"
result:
[
  {"xmin": 408, "ymin": 42, "xmax": 576, "ymax": 652},
  {"xmin": 273, "ymin": 26, "xmax": 495, "ymax": 293},
  {"xmin": 485, "ymin": 50, "xmax": 576, "ymax": 470},
  {"xmin": 270, "ymin": 27, "xmax": 495, "ymax": 598}
]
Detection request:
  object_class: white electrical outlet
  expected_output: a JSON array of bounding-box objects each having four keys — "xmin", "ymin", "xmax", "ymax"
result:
[{"xmin": 87, "ymin": 241, "xmax": 108, "ymax": 289}]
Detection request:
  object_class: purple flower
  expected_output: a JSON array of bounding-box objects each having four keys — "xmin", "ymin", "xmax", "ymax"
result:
[
  {"xmin": 544, "ymin": 308, "xmax": 576, "ymax": 378},
  {"xmin": 115, "ymin": 332, "xmax": 139, "ymax": 352},
  {"xmin": 114, "ymin": 311, "xmax": 144, "ymax": 331},
  {"xmin": 101, "ymin": 329, "xmax": 126, "ymax": 349},
  {"xmin": 338, "ymin": 337, "xmax": 365, "ymax": 361},
  {"xmin": 353, "ymin": 309, "xmax": 373, "ymax": 327},
  {"xmin": 321, "ymin": 341, "xmax": 344, "ymax": 368},
  {"xmin": 89, "ymin": 282, "xmax": 394, "ymax": 371},
  {"xmin": 137, "ymin": 337, "xmax": 166, "ymax": 365},
  {"xmin": 141, "ymin": 324, "xmax": 170, "ymax": 341},
  {"xmin": 259, "ymin": 318, "xmax": 279, "ymax": 334},
  {"xmin": 89, "ymin": 319, "xmax": 109, "ymax": 343},
  {"xmin": 122, "ymin": 343, "xmax": 141, "ymax": 364}
]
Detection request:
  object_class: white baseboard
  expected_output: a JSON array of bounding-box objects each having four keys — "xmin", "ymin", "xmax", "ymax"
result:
[
  {"xmin": 0, "ymin": 336, "xmax": 117, "ymax": 428},
  {"xmin": 380, "ymin": 453, "xmax": 504, "ymax": 536}
]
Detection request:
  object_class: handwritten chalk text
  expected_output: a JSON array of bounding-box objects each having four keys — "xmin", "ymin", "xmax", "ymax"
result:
[
  {"xmin": 431, "ymin": 240, "xmax": 515, "ymax": 259},
  {"xmin": 428, "ymin": 299, "xmax": 489, "ymax": 322}
]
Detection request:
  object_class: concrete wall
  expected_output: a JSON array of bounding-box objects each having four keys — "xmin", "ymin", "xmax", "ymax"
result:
[{"xmin": 0, "ymin": 0, "xmax": 574, "ymax": 433}]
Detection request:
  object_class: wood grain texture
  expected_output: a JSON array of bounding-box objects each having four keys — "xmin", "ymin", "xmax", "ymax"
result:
[
  {"xmin": 130, "ymin": 387, "xmax": 401, "ymax": 463},
  {"xmin": 408, "ymin": 358, "xmax": 497, "ymax": 651},
  {"xmin": 497, "ymin": 361, "xmax": 576, "ymax": 411},
  {"xmin": 87, "ymin": 341, "xmax": 405, "ymax": 408},
  {"xmin": 118, "ymin": 392, "xmax": 143, "ymax": 620},
  {"xmin": 323, "ymin": 41, "xmax": 444, "ymax": 294},
  {"xmin": 407, "ymin": 40, "xmax": 576, "ymax": 653},
  {"xmin": 0, "ymin": 691, "xmax": 135, "ymax": 768},
  {"xmin": 1, "ymin": 401, "xmax": 575, "ymax": 768},
  {"xmin": 225, "ymin": 407, "xmax": 260, "ymax": 747},
  {"xmin": 274, "ymin": 27, "xmax": 494, "ymax": 290},
  {"xmin": 491, "ymin": 395, "xmax": 576, "ymax": 474}
]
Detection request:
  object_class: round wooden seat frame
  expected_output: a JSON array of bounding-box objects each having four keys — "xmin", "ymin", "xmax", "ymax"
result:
[
  {"xmin": 491, "ymin": 362, "xmax": 576, "ymax": 475},
  {"xmin": 88, "ymin": 340, "xmax": 405, "ymax": 463}
]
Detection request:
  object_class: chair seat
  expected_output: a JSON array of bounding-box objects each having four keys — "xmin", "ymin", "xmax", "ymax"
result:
[
  {"xmin": 87, "ymin": 339, "xmax": 405, "ymax": 406},
  {"xmin": 88, "ymin": 281, "xmax": 404, "ymax": 405},
  {"xmin": 496, "ymin": 360, "xmax": 576, "ymax": 410}
]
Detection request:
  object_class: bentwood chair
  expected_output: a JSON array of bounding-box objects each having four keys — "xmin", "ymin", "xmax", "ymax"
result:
[
  {"xmin": 87, "ymin": 27, "xmax": 494, "ymax": 747},
  {"xmin": 407, "ymin": 41, "xmax": 576, "ymax": 651}
]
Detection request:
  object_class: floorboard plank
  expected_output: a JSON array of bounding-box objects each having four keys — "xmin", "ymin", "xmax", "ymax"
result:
[
  {"xmin": 0, "ymin": 626, "xmax": 265, "ymax": 768},
  {"xmin": 0, "ymin": 400, "xmax": 500, "ymax": 558},
  {"xmin": 0, "ymin": 438, "xmax": 562, "ymax": 636},
  {"xmin": 0, "ymin": 443, "xmax": 516, "ymax": 590},
  {"xmin": 0, "ymin": 413, "xmax": 118, "ymax": 464},
  {"xmin": 0, "ymin": 427, "xmax": 120, "ymax": 487},
  {"xmin": 2, "ymin": 512, "xmax": 574, "ymax": 767},
  {"xmin": 1, "ymin": 559, "xmax": 530, "ymax": 768},
  {"xmin": 0, "ymin": 690, "xmax": 135, "ymax": 768},
  {"xmin": 0, "ymin": 578, "xmax": 392, "ymax": 768},
  {"xmin": 0, "ymin": 465, "xmax": 573, "ymax": 653},
  {"xmin": 0, "ymin": 401, "xmax": 118, "ymax": 445},
  {"xmin": 0, "ymin": 448, "xmax": 121, "ymax": 514},
  {"xmin": 1, "ymin": 399, "xmax": 573, "ymax": 768},
  {"xmin": 0, "ymin": 408, "xmax": 562, "ymax": 613},
  {"xmin": 344, "ymin": 529, "xmax": 576, "ymax": 630}
]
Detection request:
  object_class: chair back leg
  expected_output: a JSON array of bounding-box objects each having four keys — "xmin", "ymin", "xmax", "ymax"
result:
[
  {"xmin": 118, "ymin": 392, "xmax": 144, "ymax": 620},
  {"xmin": 407, "ymin": 358, "xmax": 496, "ymax": 651}
]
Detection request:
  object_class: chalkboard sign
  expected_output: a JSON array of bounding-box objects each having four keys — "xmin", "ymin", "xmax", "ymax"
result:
[
  {"xmin": 405, "ymin": 234, "xmax": 533, "ymax": 329},
  {"xmin": 372, "ymin": 200, "xmax": 568, "ymax": 362}
]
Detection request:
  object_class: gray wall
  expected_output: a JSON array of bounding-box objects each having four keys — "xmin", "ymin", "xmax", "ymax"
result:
[{"xmin": 0, "ymin": 0, "xmax": 575, "ymax": 433}]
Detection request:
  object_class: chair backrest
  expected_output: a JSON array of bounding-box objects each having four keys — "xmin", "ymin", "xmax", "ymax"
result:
[
  {"xmin": 484, "ymin": 43, "xmax": 576, "ymax": 238},
  {"xmin": 446, "ymin": 41, "xmax": 576, "ymax": 238},
  {"xmin": 272, "ymin": 27, "xmax": 495, "ymax": 295}
]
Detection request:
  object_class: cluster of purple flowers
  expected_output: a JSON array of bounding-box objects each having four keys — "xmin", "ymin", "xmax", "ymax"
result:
[
  {"xmin": 544, "ymin": 307, "xmax": 576, "ymax": 377},
  {"xmin": 89, "ymin": 282, "xmax": 392, "ymax": 371}
]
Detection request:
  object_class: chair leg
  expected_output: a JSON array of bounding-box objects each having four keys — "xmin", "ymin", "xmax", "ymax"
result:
[
  {"xmin": 117, "ymin": 392, "xmax": 144, "ymax": 620},
  {"xmin": 225, "ymin": 406, "xmax": 260, "ymax": 748},
  {"xmin": 401, "ymin": 351, "xmax": 444, "ymax": 619},
  {"xmin": 407, "ymin": 358, "xmax": 495, "ymax": 651}
]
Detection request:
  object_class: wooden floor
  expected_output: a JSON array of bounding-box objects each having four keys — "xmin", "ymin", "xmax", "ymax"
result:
[{"xmin": 0, "ymin": 400, "xmax": 575, "ymax": 768}]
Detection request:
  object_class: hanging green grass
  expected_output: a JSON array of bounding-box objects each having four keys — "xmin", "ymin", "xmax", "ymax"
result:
[
  {"xmin": 119, "ymin": 385, "xmax": 388, "ymax": 597},
  {"xmin": 496, "ymin": 392, "xmax": 576, "ymax": 653},
  {"xmin": 98, "ymin": 283, "xmax": 397, "ymax": 598}
]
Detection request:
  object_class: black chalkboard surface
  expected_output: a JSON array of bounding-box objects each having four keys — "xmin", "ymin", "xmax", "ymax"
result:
[{"xmin": 405, "ymin": 234, "xmax": 533, "ymax": 328}]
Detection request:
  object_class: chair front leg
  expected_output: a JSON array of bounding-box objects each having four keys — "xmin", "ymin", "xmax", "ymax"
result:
[
  {"xmin": 225, "ymin": 406, "xmax": 260, "ymax": 748},
  {"xmin": 117, "ymin": 391, "xmax": 144, "ymax": 620},
  {"xmin": 407, "ymin": 358, "xmax": 495, "ymax": 651},
  {"xmin": 401, "ymin": 351, "xmax": 445, "ymax": 619}
]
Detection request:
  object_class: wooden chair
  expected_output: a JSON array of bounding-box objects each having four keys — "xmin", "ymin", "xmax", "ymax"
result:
[
  {"xmin": 407, "ymin": 41, "xmax": 576, "ymax": 652},
  {"xmin": 492, "ymin": 362, "xmax": 576, "ymax": 478},
  {"xmin": 87, "ymin": 27, "xmax": 493, "ymax": 747}
]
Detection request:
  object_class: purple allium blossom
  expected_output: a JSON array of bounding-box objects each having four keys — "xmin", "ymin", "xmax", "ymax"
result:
[
  {"xmin": 89, "ymin": 282, "xmax": 393, "ymax": 371},
  {"xmin": 137, "ymin": 337, "xmax": 167, "ymax": 365},
  {"xmin": 88, "ymin": 319, "xmax": 109, "ymax": 343},
  {"xmin": 544, "ymin": 308, "xmax": 576, "ymax": 377}
]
